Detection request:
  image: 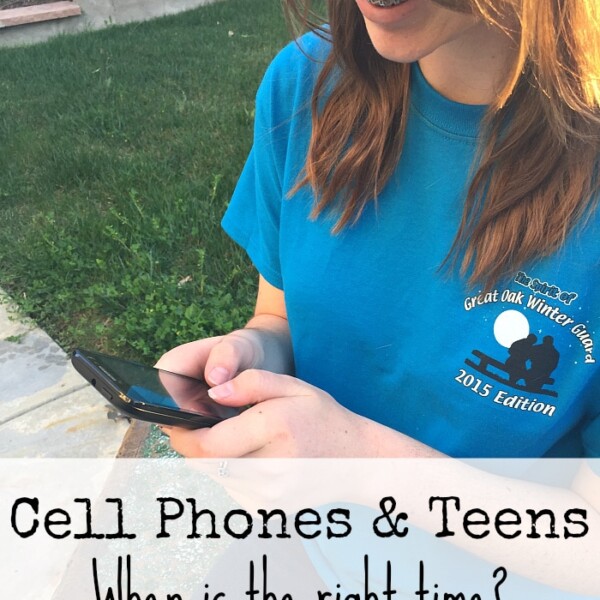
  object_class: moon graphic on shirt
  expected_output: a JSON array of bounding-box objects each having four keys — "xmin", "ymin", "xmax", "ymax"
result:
[{"xmin": 493, "ymin": 310, "xmax": 530, "ymax": 348}]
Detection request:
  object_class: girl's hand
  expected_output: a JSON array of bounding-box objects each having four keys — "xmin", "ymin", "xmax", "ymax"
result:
[{"xmin": 161, "ymin": 369, "xmax": 372, "ymax": 458}]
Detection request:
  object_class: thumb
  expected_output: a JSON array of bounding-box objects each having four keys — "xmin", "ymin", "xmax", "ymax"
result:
[
  {"xmin": 207, "ymin": 369, "xmax": 315, "ymax": 407},
  {"xmin": 204, "ymin": 329, "xmax": 265, "ymax": 386}
]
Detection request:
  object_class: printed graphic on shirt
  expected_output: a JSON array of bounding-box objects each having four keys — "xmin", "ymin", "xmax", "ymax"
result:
[
  {"xmin": 466, "ymin": 328, "xmax": 560, "ymax": 397},
  {"xmin": 455, "ymin": 271, "xmax": 596, "ymax": 419}
]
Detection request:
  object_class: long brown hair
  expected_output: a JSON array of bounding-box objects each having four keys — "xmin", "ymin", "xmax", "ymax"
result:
[{"xmin": 283, "ymin": 0, "xmax": 600, "ymax": 288}]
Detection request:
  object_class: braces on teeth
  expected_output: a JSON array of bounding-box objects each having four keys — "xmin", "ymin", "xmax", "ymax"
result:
[{"xmin": 367, "ymin": 0, "xmax": 407, "ymax": 7}]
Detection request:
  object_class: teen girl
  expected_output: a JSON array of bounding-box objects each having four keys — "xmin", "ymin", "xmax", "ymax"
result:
[{"xmin": 157, "ymin": 4, "xmax": 600, "ymax": 569}]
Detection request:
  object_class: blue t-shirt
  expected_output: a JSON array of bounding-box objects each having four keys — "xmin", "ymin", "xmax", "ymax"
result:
[{"xmin": 222, "ymin": 33, "xmax": 600, "ymax": 458}]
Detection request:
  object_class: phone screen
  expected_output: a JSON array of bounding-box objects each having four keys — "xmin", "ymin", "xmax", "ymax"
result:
[{"xmin": 81, "ymin": 350, "xmax": 238, "ymax": 420}]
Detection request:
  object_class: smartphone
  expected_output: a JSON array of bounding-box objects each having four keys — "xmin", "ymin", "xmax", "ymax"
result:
[{"xmin": 71, "ymin": 348, "xmax": 240, "ymax": 429}]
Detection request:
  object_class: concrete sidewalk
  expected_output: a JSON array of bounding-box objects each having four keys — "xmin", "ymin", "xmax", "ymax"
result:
[{"xmin": 0, "ymin": 292, "xmax": 130, "ymax": 457}]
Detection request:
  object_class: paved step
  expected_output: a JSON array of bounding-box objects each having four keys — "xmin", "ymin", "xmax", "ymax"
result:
[{"xmin": 0, "ymin": 292, "xmax": 129, "ymax": 457}]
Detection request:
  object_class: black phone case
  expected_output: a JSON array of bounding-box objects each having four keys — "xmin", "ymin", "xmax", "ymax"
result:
[{"xmin": 71, "ymin": 349, "xmax": 224, "ymax": 429}]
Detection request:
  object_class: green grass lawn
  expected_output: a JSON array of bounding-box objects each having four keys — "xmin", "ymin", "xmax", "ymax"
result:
[{"xmin": 0, "ymin": 0, "xmax": 304, "ymax": 361}]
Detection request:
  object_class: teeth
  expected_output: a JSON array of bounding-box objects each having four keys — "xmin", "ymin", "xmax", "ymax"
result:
[{"xmin": 367, "ymin": 0, "xmax": 407, "ymax": 6}]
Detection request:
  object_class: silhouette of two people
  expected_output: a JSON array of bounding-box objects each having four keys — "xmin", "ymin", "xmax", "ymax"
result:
[{"xmin": 505, "ymin": 334, "xmax": 560, "ymax": 392}]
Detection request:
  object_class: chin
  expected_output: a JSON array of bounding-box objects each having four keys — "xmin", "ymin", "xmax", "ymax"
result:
[{"xmin": 363, "ymin": 23, "xmax": 434, "ymax": 63}]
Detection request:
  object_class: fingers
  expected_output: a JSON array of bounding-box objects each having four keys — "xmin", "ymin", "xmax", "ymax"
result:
[
  {"xmin": 161, "ymin": 412, "xmax": 269, "ymax": 458},
  {"xmin": 203, "ymin": 330, "xmax": 264, "ymax": 386},
  {"xmin": 160, "ymin": 371, "xmax": 325, "ymax": 458}
]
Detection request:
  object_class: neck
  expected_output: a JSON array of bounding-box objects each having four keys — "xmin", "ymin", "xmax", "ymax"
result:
[{"xmin": 418, "ymin": 20, "xmax": 518, "ymax": 105}]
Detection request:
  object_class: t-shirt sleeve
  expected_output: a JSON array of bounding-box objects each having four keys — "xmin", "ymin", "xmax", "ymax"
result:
[
  {"xmin": 221, "ymin": 33, "xmax": 327, "ymax": 291},
  {"xmin": 222, "ymin": 143, "xmax": 283, "ymax": 289},
  {"xmin": 221, "ymin": 46, "xmax": 295, "ymax": 290}
]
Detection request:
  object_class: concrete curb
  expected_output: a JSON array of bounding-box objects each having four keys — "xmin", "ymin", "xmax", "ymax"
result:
[
  {"xmin": 0, "ymin": 2, "xmax": 81, "ymax": 28},
  {"xmin": 116, "ymin": 419, "xmax": 151, "ymax": 457},
  {"xmin": 0, "ymin": 0, "xmax": 219, "ymax": 47}
]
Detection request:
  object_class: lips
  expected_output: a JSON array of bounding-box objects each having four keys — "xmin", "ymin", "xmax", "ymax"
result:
[{"xmin": 366, "ymin": 0, "xmax": 409, "ymax": 7}]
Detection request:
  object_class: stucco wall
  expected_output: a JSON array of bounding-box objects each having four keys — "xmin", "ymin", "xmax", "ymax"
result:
[{"xmin": 0, "ymin": 0, "xmax": 220, "ymax": 47}]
